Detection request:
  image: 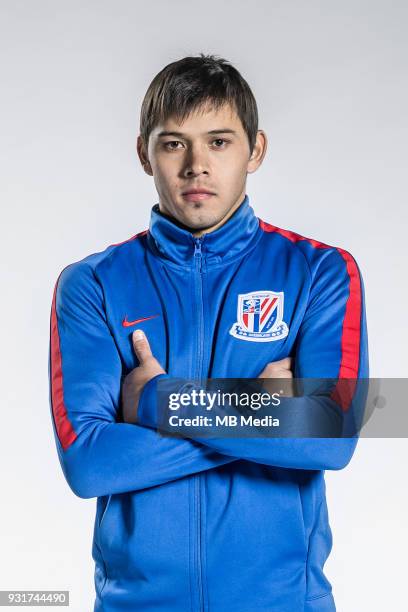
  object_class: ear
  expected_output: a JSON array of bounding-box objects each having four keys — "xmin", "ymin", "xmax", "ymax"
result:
[
  {"xmin": 247, "ymin": 130, "xmax": 268, "ymax": 174},
  {"xmin": 137, "ymin": 135, "xmax": 153, "ymax": 176}
]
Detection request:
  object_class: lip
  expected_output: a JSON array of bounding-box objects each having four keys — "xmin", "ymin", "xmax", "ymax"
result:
[
  {"xmin": 182, "ymin": 188, "xmax": 216, "ymax": 202},
  {"xmin": 183, "ymin": 192, "xmax": 215, "ymax": 201},
  {"xmin": 182, "ymin": 188, "xmax": 216, "ymax": 195}
]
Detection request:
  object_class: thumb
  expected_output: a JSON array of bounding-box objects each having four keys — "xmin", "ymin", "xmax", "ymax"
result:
[
  {"xmin": 272, "ymin": 357, "xmax": 292, "ymax": 369},
  {"xmin": 132, "ymin": 329, "xmax": 153, "ymax": 364}
]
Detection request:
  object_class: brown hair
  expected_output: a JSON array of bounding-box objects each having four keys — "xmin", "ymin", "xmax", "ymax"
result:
[{"xmin": 139, "ymin": 53, "xmax": 259, "ymax": 155}]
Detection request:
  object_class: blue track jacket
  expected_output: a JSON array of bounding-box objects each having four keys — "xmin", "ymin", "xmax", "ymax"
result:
[{"xmin": 48, "ymin": 194, "xmax": 369, "ymax": 611}]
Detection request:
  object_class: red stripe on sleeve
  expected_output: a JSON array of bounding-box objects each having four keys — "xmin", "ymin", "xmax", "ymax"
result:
[
  {"xmin": 330, "ymin": 248, "xmax": 362, "ymax": 410},
  {"xmin": 335, "ymin": 248, "xmax": 362, "ymax": 379},
  {"xmin": 259, "ymin": 219, "xmax": 362, "ymax": 410},
  {"xmin": 50, "ymin": 276, "xmax": 78, "ymax": 451}
]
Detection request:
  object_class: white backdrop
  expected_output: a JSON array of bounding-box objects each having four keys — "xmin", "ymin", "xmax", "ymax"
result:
[{"xmin": 1, "ymin": 1, "xmax": 407, "ymax": 610}]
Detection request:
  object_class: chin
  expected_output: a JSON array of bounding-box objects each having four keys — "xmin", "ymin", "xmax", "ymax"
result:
[{"xmin": 185, "ymin": 213, "xmax": 218, "ymax": 230}]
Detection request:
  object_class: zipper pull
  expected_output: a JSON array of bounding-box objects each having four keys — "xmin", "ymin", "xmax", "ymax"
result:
[
  {"xmin": 194, "ymin": 237, "xmax": 202, "ymax": 256},
  {"xmin": 194, "ymin": 237, "xmax": 203, "ymax": 271}
]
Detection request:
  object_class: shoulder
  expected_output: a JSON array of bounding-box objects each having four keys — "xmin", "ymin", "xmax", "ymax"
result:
[
  {"xmin": 258, "ymin": 217, "xmax": 361, "ymax": 280},
  {"xmin": 53, "ymin": 228, "xmax": 148, "ymax": 303}
]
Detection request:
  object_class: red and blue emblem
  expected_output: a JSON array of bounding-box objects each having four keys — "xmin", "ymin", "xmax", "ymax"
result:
[{"xmin": 229, "ymin": 290, "xmax": 289, "ymax": 342}]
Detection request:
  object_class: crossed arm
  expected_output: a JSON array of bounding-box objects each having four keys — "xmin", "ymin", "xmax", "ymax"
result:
[
  {"xmin": 49, "ymin": 249, "xmax": 368, "ymax": 499},
  {"xmin": 50, "ymin": 263, "xmax": 240, "ymax": 499}
]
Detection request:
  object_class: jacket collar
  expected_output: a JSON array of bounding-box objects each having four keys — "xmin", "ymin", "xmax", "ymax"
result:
[{"xmin": 146, "ymin": 194, "xmax": 261, "ymax": 268}]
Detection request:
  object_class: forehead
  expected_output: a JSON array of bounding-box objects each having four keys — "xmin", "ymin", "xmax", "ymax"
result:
[{"xmin": 152, "ymin": 102, "xmax": 244, "ymax": 137}]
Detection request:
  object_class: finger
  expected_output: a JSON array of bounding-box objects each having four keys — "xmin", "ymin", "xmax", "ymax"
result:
[{"xmin": 132, "ymin": 329, "xmax": 153, "ymax": 364}]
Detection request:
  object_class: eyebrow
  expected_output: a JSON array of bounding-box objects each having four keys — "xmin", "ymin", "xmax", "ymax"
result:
[{"xmin": 157, "ymin": 129, "xmax": 238, "ymax": 138}]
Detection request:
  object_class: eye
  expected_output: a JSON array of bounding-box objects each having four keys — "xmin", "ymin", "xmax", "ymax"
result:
[
  {"xmin": 212, "ymin": 138, "xmax": 229, "ymax": 148},
  {"xmin": 163, "ymin": 140, "xmax": 183, "ymax": 150}
]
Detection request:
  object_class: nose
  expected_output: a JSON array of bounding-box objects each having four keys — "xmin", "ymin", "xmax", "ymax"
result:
[{"xmin": 182, "ymin": 144, "xmax": 209, "ymax": 178}]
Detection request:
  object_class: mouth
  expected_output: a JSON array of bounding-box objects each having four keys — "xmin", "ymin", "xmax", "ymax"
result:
[{"xmin": 182, "ymin": 189, "xmax": 216, "ymax": 202}]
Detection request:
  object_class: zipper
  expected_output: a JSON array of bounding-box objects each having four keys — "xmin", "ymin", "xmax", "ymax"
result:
[
  {"xmin": 193, "ymin": 235, "xmax": 205, "ymax": 611},
  {"xmin": 194, "ymin": 237, "xmax": 204, "ymax": 376}
]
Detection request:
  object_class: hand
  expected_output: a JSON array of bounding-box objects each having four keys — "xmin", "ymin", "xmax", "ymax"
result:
[
  {"xmin": 257, "ymin": 357, "xmax": 295, "ymax": 397},
  {"xmin": 122, "ymin": 329, "xmax": 166, "ymax": 424}
]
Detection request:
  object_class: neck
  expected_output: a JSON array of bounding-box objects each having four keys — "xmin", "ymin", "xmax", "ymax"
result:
[{"xmin": 147, "ymin": 193, "xmax": 261, "ymax": 267}]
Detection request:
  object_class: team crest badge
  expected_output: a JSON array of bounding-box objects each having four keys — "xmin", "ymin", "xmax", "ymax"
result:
[{"xmin": 229, "ymin": 290, "xmax": 289, "ymax": 342}]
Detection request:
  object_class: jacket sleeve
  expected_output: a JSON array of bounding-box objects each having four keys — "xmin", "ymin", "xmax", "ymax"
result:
[
  {"xmin": 137, "ymin": 247, "xmax": 369, "ymax": 471},
  {"xmin": 48, "ymin": 261, "xmax": 237, "ymax": 500}
]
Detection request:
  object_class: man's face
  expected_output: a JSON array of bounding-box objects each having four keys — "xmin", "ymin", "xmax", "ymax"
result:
[{"xmin": 138, "ymin": 102, "xmax": 266, "ymax": 236}]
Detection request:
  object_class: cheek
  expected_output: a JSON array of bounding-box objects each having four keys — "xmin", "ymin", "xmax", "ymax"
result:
[
  {"xmin": 152, "ymin": 164, "xmax": 177, "ymax": 191},
  {"xmin": 220, "ymin": 150, "xmax": 248, "ymax": 174},
  {"xmin": 220, "ymin": 164, "xmax": 246, "ymax": 188}
]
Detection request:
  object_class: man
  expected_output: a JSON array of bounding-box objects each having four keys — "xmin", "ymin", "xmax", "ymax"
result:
[{"xmin": 48, "ymin": 53, "xmax": 369, "ymax": 611}]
